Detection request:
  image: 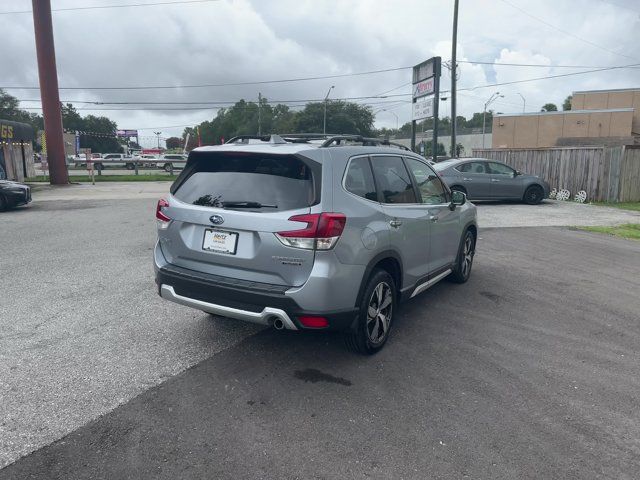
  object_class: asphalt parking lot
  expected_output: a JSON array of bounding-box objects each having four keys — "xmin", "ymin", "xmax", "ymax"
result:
[{"xmin": 1, "ymin": 188, "xmax": 639, "ymax": 479}]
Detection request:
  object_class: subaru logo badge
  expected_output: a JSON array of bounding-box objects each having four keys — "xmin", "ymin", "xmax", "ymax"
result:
[{"xmin": 210, "ymin": 214, "xmax": 224, "ymax": 225}]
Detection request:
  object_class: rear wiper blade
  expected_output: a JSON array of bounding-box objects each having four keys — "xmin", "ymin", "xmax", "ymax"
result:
[{"xmin": 222, "ymin": 201, "xmax": 278, "ymax": 209}]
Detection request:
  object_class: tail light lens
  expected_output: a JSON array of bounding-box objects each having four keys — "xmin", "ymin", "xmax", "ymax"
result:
[
  {"xmin": 156, "ymin": 198, "xmax": 171, "ymax": 228},
  {"xmin": 298, "ymin": 316, "xmax": 329, "ymax": 328},
  {"xmin": 275, "ymin": 213, "xmax": 346, "ymax": 250}
]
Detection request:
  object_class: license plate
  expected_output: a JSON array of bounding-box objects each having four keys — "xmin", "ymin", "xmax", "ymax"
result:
[{"xmin": 202, "ymin": 229, "xmax": 238, "ymax": 254}]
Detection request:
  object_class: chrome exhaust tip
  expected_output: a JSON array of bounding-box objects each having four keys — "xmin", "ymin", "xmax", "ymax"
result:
[{"xmin": 273, "ymin": 318, "xmax": 285, "ymax": 330}]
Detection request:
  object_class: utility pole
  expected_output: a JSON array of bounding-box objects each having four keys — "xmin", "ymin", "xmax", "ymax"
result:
[
  {"xmin": 451, "ymin": 0, "xmax": 459, "ymax": 157},
  {"xmin": 154, "ymin": 131, "xmax": 162, "ymax": 149},
  {"xmin": 258, "ymin": 92, "xmax": 262, "ymax": 136},
  {"xmin": 32, "ymin": 0, "xmax": 68, "ymax": 185}
]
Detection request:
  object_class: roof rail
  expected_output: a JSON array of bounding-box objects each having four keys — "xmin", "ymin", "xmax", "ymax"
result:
[
  {"xmin": 319, "ymin": 135, "xmax": 410, "ymax": 151},
  {"xmin": 225, "ymin": 134, "xmax": 287, "ymax": 144}
]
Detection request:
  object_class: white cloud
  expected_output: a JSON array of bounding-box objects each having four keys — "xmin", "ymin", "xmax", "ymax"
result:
[{"xmin": 0, "ymin": 0, "xmax": 638, "ymax": 143}]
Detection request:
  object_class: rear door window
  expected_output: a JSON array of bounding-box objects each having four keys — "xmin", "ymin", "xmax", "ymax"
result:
[
  {"xmin": 344, "ymin": 157, "xmax": 378, "ymax": 202},
  {"xmin": 172, "ymin": 152, "xmax": 318, "ymax": 212},
  {"xmin": 370, "ymin": 156, "xmax": 417, "ymax": 204},
  {"xmin": 456, "ymin": 162, "xmax": 488, "ymax": 174}
]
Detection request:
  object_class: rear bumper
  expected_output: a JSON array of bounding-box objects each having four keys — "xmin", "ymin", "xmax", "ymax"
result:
[{"xmin": 154, "ymin": 244, "xmax": 358, "ymax": 331}]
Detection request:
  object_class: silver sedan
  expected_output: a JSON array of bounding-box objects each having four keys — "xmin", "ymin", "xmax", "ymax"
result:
[{"xmin": 433, "ymin": 158, "xmax": 550, "ymax": 205}]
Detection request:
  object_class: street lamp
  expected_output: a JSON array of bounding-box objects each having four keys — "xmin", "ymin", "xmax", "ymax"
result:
[
  {"xmin": 482, "ymin": 92, "xmax": 504, "ymax": 149},
  {"xmin": 517, "ymin": 92, "xmax": 526, "ymax": 113},
  {"xmin": 154, "ymin": 131, "xmax": 162, "ymax": 149},
  {"xmin": 323, "ymin": 85, "xmax": 335, "ymax": 135},
  {"xmin": 382, "ymin": 109, "xmax": 399, "ymax": 131}
]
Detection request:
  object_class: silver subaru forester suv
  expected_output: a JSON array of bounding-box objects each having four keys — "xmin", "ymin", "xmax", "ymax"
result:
[{"xmin": 154, "ymin": 134, "xmax": 477, "ymax": 354}]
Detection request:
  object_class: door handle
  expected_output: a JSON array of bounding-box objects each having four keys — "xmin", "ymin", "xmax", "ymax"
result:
[
  {"xmin": 429, "ymin": 215, "xmax": 439, "ymax": 223},
  {"xmin": 491, "ymin": 178, "xmax": 500, "ymax": 182},
  {"xmin": 463, "ymin": 177, "xmax": 472, "ymax": 181},
  {"xmin": 389, "ymin": 219, "xmax": 402, "ymax": 228}
]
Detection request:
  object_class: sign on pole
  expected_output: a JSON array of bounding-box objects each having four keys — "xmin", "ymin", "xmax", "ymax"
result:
[
  {"xmin": 412, "ymin": 96, "xmax": 434, "ymax": 121},
  {"xmin": 411, "ymin": 57, "xmax": 441, "ymax": 156}
]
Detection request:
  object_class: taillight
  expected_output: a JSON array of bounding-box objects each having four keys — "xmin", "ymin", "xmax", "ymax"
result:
[
  {"xmin": 298, "ymin": 316, "xmax": 329, "ymax": 328},
  {"xmin": 156, "ymin": 198, "xmax": 171, "ymax": 228},
  {"xmin": 275, "ymin": 213, "xmax": 346, "ymax": 250}
]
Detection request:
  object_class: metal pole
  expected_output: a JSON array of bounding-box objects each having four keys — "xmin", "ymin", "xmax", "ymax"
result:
[
  {"xmin": 451, "ymin": 0, "xmax": 459, "ymax": 157},
  {"xmin": 517, "ymin": 92, "xmax": 526, "ymax": 113},
  {"xmin": 323, "ymin": 85, "xmax": 334, "ymax": 135},
  {"xmin": 258, "ymin": 92, "xmax": 262, "ymax": 135},
  {"xmin": 411, "ymin": 120, "xmax": 416, "ymax": 152},
  {"xmin": 482, "ymin": 107, "xmax": 487, "ymax": 149},
  {"xmin": 432, "ymin": 58, "xmax": 440, "ymax": 160},
  {"xmin": 32, "ymin": 0, "xmax": 68, "ymax": 185}
]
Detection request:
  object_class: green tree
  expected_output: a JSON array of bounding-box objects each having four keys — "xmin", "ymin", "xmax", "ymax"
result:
[
  {"xmin": 165, "ymin": 137, "xmax": 183, "ymax": 149},
  {"xmin": 294, "ymin": 101, "xmax": 374, "ymax": 135},
  {"xmin": 563, "ymin": 95, "xmax": 573, "ymax": 111},
  {"xmin": 541, "ymin": 103, "xmax": 558, "ymax": 112},
  {"xmin": 80, "ymin": 115, "xmax": 121, "ymax": 153},
  {"xmin": 0, "ymin": 88, "xmax": 43, "ymax": 131}
]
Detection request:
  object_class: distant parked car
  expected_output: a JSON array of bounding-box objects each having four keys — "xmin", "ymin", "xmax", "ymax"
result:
[
  {"xmin": 157, "ymin": 154, "xmax": 187, "ymax": 172},
  {"xmin": 0, "ymin": 180, "xmax": 32, "ymax": 211},
  {"xmin": 433, "ymin": 158, "xmax": 550, "ymax": 205}
]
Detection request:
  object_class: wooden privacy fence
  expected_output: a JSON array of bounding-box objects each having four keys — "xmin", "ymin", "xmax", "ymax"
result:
[{"xmin": 472, "ymin": 146, "xmax": 640, "ymax": 202}]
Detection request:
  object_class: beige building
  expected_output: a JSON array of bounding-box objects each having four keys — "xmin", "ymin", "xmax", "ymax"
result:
[
  {"xmin": 491, "ymin": 87, "xmax": 639, "ymax": 149},
  {"xmin": 572, "ymin": 88, "xmax": 640, "ymax": 134}
]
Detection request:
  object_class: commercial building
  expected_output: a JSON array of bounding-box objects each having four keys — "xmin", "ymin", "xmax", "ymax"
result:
[
  {"xmin": 0, "ymin": 119, "xmax": 36, "ymax": 182},
  {"xmin": 491, "ymin": 88, "xmax": 639, "ymax": 149}
]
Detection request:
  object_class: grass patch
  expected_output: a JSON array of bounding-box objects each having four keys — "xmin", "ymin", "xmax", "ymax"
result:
[
  {"xmin": 592, "ymin": 202, "xmax": 640, "ymax": 212},
  {"xmin": 581, "ymin": 224, "xmax": 640, "ymax": 241},
  {"xmin": 27, "ymin": 175, "xmax": 175, "ymax": 183}
]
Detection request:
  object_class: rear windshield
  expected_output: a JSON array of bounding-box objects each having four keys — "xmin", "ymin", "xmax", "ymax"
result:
[{"xmin": 172, "ymin": 152, "xmax": 319, "ymax": 212}]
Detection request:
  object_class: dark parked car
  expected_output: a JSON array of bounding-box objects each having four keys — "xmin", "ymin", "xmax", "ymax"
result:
[
  {"xmin": 433, "ymin": 158, "xmax": 550, "ymax": 205},
  {"xmin": 0, "ymin": 180, "xmax": 32, "ymax": 211}
]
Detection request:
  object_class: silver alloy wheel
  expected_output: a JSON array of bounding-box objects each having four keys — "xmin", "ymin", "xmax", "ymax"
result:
[
  {"xmin": 367, "ymin": 282, "xmax": 393, "ymax": 345},
  {"xmin": 461, "ymin": 235, "xmax": 474, "ymax": 278}
]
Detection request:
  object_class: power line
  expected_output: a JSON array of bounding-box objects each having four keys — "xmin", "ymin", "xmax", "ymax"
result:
[
  {"xmin": 499, "ymin": 0, "xmax": 639, "ymax": 62},
  {"xmin": 452, "ymin": 62, "xmax": 640, "ymax": 93},
  {"xmin": 20, "ymin": 61, "xmax": 637, "ymax": 107},
  {"xmin": 0, "ymin": 0, "xmax": 222, "ymax": 15},
  {"xmin": 1, "ymin": 66, "xmax": 412, "ymax": 91},
  {"xmin": 457, "ymin": 60, "xmax": 639, "ymax": 69},
  {"xmin": 4, "ymin": 60, "xmax": 640, "ymax": 92}
]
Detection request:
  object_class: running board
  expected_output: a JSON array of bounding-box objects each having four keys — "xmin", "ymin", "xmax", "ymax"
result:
[{"xmin": 410, "ymin": 269, "xmax": 452, "ymax": 298}]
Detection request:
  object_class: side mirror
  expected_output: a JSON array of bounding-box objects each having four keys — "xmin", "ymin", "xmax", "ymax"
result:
[
  {"xmin": 514, "ymin": 170, "xmax": 522, "ymax": 177},
  {"xmin": 450, "ymin": 190, "xmax": 466, "ymax": 209}
]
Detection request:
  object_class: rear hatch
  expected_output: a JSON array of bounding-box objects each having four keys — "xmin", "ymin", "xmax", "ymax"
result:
[{"xmin": 159, "ymin": 150, "xmax": 321, "ymax": 287}]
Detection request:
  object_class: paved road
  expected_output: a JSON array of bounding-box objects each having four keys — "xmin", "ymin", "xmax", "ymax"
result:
[
  {"xmin": 28, "ymin": 182, "xmax": 640, "ymax": 227},
  {"xmin": 1, "ymin": 193, "xmax": 639, "ymax": 478},
  {"xmin": 2, "ymin": 225, "xmax": 639, "ymax": 479}
]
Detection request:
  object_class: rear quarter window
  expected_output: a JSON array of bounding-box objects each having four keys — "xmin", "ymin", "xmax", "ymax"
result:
[{"xmin": 172, "ymin": 152, "xmax": 319, "ymax": 212}]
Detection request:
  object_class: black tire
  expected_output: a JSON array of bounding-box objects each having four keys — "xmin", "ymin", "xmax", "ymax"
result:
[
  {"xmin": 0, "ymin": 194, "xmax": 7, "ymax": 212},
  {"xmin": 344, "ymin": 269, "xmax": 396, "ymax": 355},
  {"xmin": 449, "ymin": 229, "xmax": 476, "ymax": 284},
  {"xmin": 450, "ymin": 185, "xmax": 467, "ymax": 195},
  {"xmin": 523, "ymin": 185, "xmax": 544, "ymax": 205},
  {"xmin": 95, "ymin": 163, "xmax": 103, "ymax": 171},
  {"xmin": 163, "ymin": 163, "xmax": 173, "ymax": 172},
  {"xmin": 125, "ymin": 163, "xmax": 135, "ymax": 170}
]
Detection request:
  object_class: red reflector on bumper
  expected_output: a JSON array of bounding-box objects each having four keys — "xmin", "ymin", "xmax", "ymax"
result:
[{"xmin": 298, "ymin": 316, "xmax": 329, "ymax": 328}]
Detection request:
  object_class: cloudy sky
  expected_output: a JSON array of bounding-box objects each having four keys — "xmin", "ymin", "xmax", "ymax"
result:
[{"xmin": 1, "ymin": 0, "xmax": 639, "ymax": 146}]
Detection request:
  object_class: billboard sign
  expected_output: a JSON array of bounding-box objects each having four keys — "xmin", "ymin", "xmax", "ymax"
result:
[
  {"xmin": 413, "ymin": 77, "xmax": 435, "ymax": 99},
  {"xmin": 116, "ymin": 129, "xmax": 138, "ymax": 138},
  {"xmin": 412, "ymin": 96, "xmax": 434, "ymax": 121},
  {"xmin": 412, "ymin": 58, "xmax": 436, "ymax": 84}
]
